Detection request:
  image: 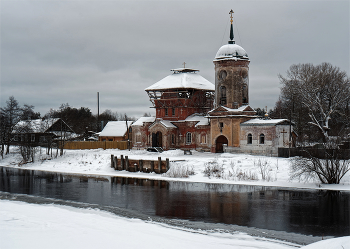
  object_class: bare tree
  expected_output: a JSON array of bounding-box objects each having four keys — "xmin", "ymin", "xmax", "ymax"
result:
[
  {"xmin": 279, "ymin": 63, "xmax": 350, "ymax": 142},
  {"xmin": 291, "ymin": 143, "xmax": 350, "ymax": 184}
]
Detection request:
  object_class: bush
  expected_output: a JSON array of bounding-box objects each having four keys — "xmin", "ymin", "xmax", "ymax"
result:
[
  {"xmin": 163, "ymin": 163, "xmax": 195, "ymax": 178},
  {"xmin": 203, "ymin": 159, "xmax": 224, "ymax": 179},
  {"xmin": 291, "ymin": 155, "xmax": 350, "ymax": 184},
  {"xmin": 254, "ymin": 158, "xmax": 273, "ymax": 181}
]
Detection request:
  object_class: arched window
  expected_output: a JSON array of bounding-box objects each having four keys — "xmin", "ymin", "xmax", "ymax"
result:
[
  {"xmin": 186, "ymin": 132, "xmax": 192, "ymax": 144},
  {"xmin": 220, "ymin": 86, "xmax": 226, "ymax": 105},
  {"xmin": 259, "ymin": 134, "xmax": 265, "ymax": 144},
  {"xmin": 247, "ymin": 133, "xmax": 252, "ymax": 144}
]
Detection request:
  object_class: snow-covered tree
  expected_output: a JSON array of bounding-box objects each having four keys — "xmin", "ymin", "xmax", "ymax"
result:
[{"xmin": 278, "ymin": 63, "xmax": 350, "ymax": 142}]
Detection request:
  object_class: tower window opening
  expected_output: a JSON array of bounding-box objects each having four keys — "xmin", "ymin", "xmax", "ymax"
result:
[
  {"xmin": 219, "ymin": 122, "xmax": 224, "ymax": 132},
  {"xmin": 220, "ymin": 86, "xmax": 227, "ymax": 105},
  {"xmin": 172, "ymin": 108, "xmax": 175, "ymax": 116},
  {"xmin": 165, "ymin": 108, "xmax": 168, "ymax": 116}
]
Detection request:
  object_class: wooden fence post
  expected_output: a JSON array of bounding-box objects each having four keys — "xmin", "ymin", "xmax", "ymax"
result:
[
  {"xmin": 166, "ymin": 158, "xmax": 169, "ymax": 171},
  {"xmin": 139, "ymin": 159, "xmax": 143, "ymax": 172},
  {"xmin": 111, "ymin": 155, "xmax": 114, "ymax": 168},
  {"xmin": 125, "ymin": 156, "xmax": 129, "ymax": 171},
  {"xmin": 158, "ymin": 157, "xmax": 161, "ymax": 173},
  {"xmin": 150, "ymin": 161, "xmax": 154, "ymax": 173},
  {"xmin": 114, "ymin": 156, "xmax": 118, "ymax": 170},
  {"xmin": 121, "ymin": 155, "xmax": 124, "ymax": 170}
]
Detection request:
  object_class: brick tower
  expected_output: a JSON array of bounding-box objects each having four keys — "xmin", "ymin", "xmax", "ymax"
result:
[{"xmin": 213, "ymin": 10, "xmax": 250, "ymax": 109}]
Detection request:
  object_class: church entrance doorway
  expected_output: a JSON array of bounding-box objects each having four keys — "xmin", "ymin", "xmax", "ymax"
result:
[
  {"xmin": 152, "ymin": 131, "xmax": 162, "ymax": 148},
  {"xmin": 215, "ymin": 135, "xmax": 228, "ymax": 153}
]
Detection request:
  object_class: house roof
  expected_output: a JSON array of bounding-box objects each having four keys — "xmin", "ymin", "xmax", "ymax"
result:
[
  {"xmin": 12, "ymin": 118, "xmax": 61, "ymax": 133},
  {"xmin": 99, "ymin": 121, "xmax": 133, "ymax": 137},
  {"xmin": 240, "ymin": 118, "xmax": 290, "ymax": 126}
]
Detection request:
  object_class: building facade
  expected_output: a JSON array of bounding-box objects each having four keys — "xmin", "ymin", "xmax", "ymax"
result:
[{"xmin": 132, "ymin": 11, "xmax": 293, "ymax": 155}]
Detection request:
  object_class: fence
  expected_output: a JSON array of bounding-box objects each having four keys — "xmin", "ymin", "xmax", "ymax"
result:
[
  {"xmin": 278, "ymin": 148, "xmax": 350, "ymax": 159},
  {"xmin": 64, "ymin": 141, "xmax": 128, "ymax": 150}
]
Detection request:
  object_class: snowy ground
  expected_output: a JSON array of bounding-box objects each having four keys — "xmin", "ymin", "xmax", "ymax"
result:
[
  {"xmin": 1, "ymin": 200, "xmax": 348, "ymax": 249},
  {"xmin": 1, "ymin": 147, "xmax": 350, "ymax": 191}
]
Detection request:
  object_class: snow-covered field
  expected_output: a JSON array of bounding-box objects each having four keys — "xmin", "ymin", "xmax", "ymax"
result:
[{"xmin": 1, "ymin": 147, "xmax": 350, "ymax": 191}]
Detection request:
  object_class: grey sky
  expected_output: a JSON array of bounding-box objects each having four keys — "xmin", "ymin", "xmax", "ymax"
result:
[{"xmin": 1, "ymin": 0, "xmax": 349, "ymax": 118}]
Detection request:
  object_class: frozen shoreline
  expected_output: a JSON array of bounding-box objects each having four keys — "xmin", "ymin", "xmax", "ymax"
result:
[{"xmin": 1, "ymin": 147, "xmax": 349, "ymax": 191}]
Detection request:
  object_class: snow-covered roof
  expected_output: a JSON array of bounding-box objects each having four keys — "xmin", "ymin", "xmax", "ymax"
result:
[
  {"xmin": 214, "ymin": 44, "xmax": 249, "ymax": 61},
  {"xmin": 131, "ymin": 117, "xmax": 156, "ymax": 126},
  {"xmin": 184, "ymin": 114, "xmax": 209, "ymax": 127},
  {"xmin": 159, "ymin": 120, "xmax": 177, "ymax": 128},
  {"xmin": 12, "ymin": 118, "xmax": 60, "ymax": 133},
  {"xmin": 145, "ymin": 71, "xmax": 214, "ymax": 91},
  {"xmin": 241, "ymin": 118, "xmax": 289, "ymax": 126},
  {"xmin": 208, "ymin": 105, "xmax": 256, "ymax": 114},
  {"xmin": 99, "ymin": 121, "xmax": 133, "ymax": 137}
]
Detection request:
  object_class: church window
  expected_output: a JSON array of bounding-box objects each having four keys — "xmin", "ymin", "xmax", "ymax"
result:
[
  {"xmin": 247, "ymin": 134, "xmax": 252, "ymax": 144},
  {"xmin": 14, "ymin": 135, "xmax": 18, "ymax": 142},
  {"xmin": 201, "ymin": 134, "xmax": 207, "ymax": 144},
  {"xmin": 31, "ymin": 134, "xmax": 35, "ymax": 142},
  {"xmin": 219, "ymin": 122, "xmax": 224, "ymax": 132},
  {"xmin": 165, "ymin": 108, "xmax": 168, "ymax": 116},
  {"xmin": 171, "ymin": 134, "xmax": 175, "ymax": 144},
  {"xmin": 259, "ymin": 134, "xmax": 265, "ymax": 144},
  {"xmin": 172, "ymin": 108, "xmax": 175, "ymax": 116},
  {"xmin": 186, "ymin": 132, "xmax": 192, "ymax": 144},
  {"xmin": 220, "ymin": 86, "xmax": 226, "ymax": 105}
]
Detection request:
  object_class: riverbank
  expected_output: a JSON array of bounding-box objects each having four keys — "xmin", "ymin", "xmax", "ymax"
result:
[
  {"xmin": 1, "ymin": 198, "xmax": 349, "ymax": 249},
  {"xmin": 1, "ymin": 147, "xmax": 350, "ymax": 191}
]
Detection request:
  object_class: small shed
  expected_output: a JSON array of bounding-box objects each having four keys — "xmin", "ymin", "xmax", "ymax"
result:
[{"xmin": 98, "ymin": 121, "xmax": 133, "ymax": 142}]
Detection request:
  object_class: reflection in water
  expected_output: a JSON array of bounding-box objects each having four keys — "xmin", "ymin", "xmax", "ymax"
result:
[{"xmin": 0, "ymin": 167, "xmax": 349, "ymax": 236}]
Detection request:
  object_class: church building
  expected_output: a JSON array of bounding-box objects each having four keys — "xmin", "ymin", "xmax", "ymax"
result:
[{"xmin": 132, "ymin": 10, "xmax": 293, "ymax": 155}]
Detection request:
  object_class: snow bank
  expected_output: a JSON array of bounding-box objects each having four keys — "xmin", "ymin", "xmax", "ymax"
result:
[{"xmin": 0, "ymin": 200, "xmax": 297, "ymax": 249}]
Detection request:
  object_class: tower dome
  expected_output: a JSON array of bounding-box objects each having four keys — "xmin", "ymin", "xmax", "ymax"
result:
[{"xmin": 214, "ymin": 44, "xmax": 249, "ymax": 61}]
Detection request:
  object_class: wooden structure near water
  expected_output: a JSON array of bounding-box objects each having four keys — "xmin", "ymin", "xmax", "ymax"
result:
[{"xmin": 110, "ymin": 155, "xmax": 170, "ymax": 174}]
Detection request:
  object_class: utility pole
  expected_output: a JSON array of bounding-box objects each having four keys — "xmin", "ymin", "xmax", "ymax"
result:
[{"xmin": 97, "ymin": 92, "xmax": 100, "ymax": 132}]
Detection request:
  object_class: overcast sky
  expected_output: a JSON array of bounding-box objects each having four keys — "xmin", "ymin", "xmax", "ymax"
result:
[{"xmin": 1, "ymin": 0, "xmax": 349, "ymax": 118}]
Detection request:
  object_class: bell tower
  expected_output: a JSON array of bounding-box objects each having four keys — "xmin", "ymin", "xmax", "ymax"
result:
[{"xmin": 213, "ymin": 10, "xmax": 250, "ymax": 109}]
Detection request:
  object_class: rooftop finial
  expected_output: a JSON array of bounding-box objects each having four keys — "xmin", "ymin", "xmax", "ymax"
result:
[{"xmin": 229, "ymin": 9, "xmax": 235, "ymax": 44}]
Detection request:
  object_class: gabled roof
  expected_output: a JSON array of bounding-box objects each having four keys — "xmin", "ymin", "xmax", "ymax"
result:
[
  {"xmin": 184, "ymin": 114, "xmax": 209, "ymax": 127},
  {"xmin": 131, "ymin": 116, "xmax": 156, "ymax": 126},
  {"xmin": 99, "ymin": 121, "xmax": 133, "ymax": 137},
  {"xmin": 149, "ymin": 119, "xmax": 177, "ymax": 129},
  {"xmin": 12, "ymin": 118, "xmax": 61, "ymax": 133},
  {"xmin": 241, "ymin": 118, "xmax": 290, "ymax": 126},
  {"xmin": 145, "ymin": 71, "xmax": 214, "ymax": 91},
  {"xmin": 208, "ymin": 105, "xmax": 256, "ymax": 115}
]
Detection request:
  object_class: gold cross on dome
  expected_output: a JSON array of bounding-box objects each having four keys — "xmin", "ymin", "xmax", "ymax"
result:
[{"xmin": 229, "ymin": 9, "xmax": 234, "ymax": 24}]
